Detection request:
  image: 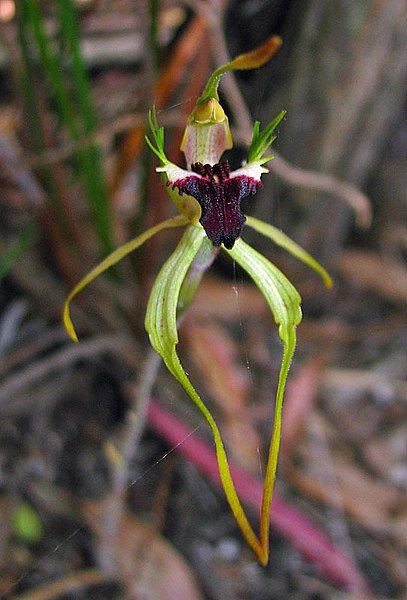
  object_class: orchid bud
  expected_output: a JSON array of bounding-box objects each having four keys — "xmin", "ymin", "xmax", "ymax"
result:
[{"xmin": 180, "ymin": 98, "xmax": 233, "ymax": 168}]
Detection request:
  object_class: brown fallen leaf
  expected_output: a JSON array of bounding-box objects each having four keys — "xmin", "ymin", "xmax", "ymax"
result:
[
  {"xmin": 291, "ymin": 414, "xmax": 401, "ymax": 531},
  {"xmin": 337, "ymin": 249, "xmax": 407, "ymax": 304},
  {"xmin": 328, "ymin": 460, "xmax": 400, "ymax": 530},
  {"xmin": 364, "ymin": 425, "xmax": 407, "ymax": 483},
  {"xmin": 82, "ymin": 502, "xmax": 203, "ymax": 600},
  {"xmin": 116, "ymin": 514, "xmax": 204, "ymax": 600}
]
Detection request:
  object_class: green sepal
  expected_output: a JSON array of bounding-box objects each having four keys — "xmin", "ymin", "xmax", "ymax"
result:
[
  {"xmin": 225, "ymin": 238, "xmax": 301, "ymax": 548},
  {"xmin": 246, "ymin": 215, "xmax": 333, "ymax": 288},
  {"xmin": 247, "ymin": 110, "xmax": 286, "ymax": 164},
  {"xmin": 225, "ymin": 237, "xmax": 301, "ymax": 352}
]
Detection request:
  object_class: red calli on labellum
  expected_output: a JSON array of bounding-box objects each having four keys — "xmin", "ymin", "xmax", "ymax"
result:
[{"xmin": 170, "ymin": 160, "xmax": 262, "ymax": 249}]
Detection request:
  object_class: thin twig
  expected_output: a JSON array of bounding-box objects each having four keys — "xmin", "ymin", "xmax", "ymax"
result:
[
  {"xmin": 0, "ymin": 327, "xmax": 76, "ymax": 378},
  {"xmin": 322, "ymin": 368, "xmax": 407, "ymax": 400},
  {"xmin": 97, "ymin": 348, "xmax": 162, "ymax": 573},
  {"xmin": 25, "ymin": 112, "xmax": 184, "ymax": 169},
  {"xmin": 13, "ymin": 569, "xmax": 108, "ymax": 600},
  {"xmin": 264, "ymin": 152, "xmax": 372, "ymax": 228}
]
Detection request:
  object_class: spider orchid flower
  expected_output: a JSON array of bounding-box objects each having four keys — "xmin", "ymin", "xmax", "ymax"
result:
[{"xmin": 63, "ymin": 36, "xmax": 332, "ymax": 566}]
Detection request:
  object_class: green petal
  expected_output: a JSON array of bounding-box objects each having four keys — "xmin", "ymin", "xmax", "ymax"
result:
[
  {"xmin": 145, "ymin": 225, "xmax": 267, "ymax": 563},
  {"xmin": 145, "ymin": 106, "xmax": 169, "ymax": 166},
  {"xmin": 225, "ymin": 238, "xmax": 301, "ymax": 551},
  {"xmin": 247, "ymin": 110, "xmax": 287, "ymax": 165},
  {"xmin": 246, "ymin": 215, "xmax": 333, "ymax": 288},
  {"xmin": 63, "ymin": 214, "xmax": 188, "ymax": 342}
]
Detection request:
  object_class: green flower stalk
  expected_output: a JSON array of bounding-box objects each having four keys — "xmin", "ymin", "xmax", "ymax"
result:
[{"xmin": 63, "ymin": 36, "xmax": 332, "ymax": 565}]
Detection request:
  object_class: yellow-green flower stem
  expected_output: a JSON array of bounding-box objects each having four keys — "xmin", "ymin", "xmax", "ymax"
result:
[
  {"xmin": 198, "ymin": 35, "xmax": 282, "ymax": 106},
  {"xmin": 171, "ymin": 350, "xmax": 268, "ymax": 563},
  {"xmin": 63, "ymin": 215, "xmax": 189, "ymax": 342},
  {"xmin": 259, "ymin": 330, "xmax": 295, "ymax": 547}
]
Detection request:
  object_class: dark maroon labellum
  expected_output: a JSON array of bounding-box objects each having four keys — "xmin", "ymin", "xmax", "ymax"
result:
[{"xmin": 171, "ymin": 160, "xmax": 261, "ymax": 249}]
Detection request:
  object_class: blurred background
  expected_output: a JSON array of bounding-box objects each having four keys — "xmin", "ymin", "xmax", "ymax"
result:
[{"xmin": 0, "ymin": 1, "xmax": 406, "ymax": 598}]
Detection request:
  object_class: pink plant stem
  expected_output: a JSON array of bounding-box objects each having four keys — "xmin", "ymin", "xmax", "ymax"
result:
[{"xmin": 147, "ymin": 400, "xmax": 369, "ymax": 594}]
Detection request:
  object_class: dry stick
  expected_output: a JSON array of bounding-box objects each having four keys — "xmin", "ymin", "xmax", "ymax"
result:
[
  {"xmin": 191, "ymin": 0, "xmax": 371, "ymax": 228},
  {"xmin": 0, "ymin": 327, "xmax": 67, "ymax": 378},
  {"xmin": 13, "ymin": 569, "xmax": 108, "ymax": 600},
  {"xmin": 256, "ymin": 152, "xmax": 372, "ymax": 229},
  {"xmin": 26, "ymin": 114, "xmax": 144, "ymax": 169},
  {"xmin": 97, "ymin": 348, "xmax": 162, "ymax": 574}
]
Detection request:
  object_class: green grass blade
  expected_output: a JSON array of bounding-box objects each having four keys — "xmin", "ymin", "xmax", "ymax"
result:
[
  {"xmin": 17, "ymin": 2, "xmax": 69, "ymax": 235},
  {"xmin": 26, "ymin": 0, "xmax": 113, "ymax": 255},
  {"xmin": 56, "ymin": 0, "xmax": 95, "ymax": 133},
  {"xmin": 149, "ymin": 0, "xmax": 160, "ymax": 73}
]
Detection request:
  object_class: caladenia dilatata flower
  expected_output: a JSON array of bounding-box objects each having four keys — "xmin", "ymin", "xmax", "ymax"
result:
[{"xmin": 63, "ymin": 36, "xmax": 332, "ymax": 565}]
